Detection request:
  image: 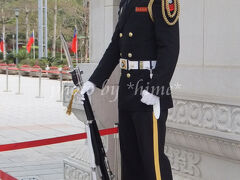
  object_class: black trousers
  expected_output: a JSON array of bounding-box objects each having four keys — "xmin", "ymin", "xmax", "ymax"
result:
[{"xmin": 118, "ymin": 109, "xmax": 173, "ymax": 180}]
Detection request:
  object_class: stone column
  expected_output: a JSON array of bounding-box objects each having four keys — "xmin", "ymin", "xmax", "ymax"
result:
[{"xmin": 90, "ymin": 0, "xmax": 121, "ymax": 176}]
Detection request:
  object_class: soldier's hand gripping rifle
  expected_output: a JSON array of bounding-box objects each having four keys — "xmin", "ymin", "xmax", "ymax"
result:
[{"xmin": 60, "ymin": 34, "xmax": 114, "ymax": 180}]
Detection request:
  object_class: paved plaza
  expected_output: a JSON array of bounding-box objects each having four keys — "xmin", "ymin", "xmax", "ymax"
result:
[{"xmin": 0, "ymin": 74, "xmax": 85, "ymax": 180}]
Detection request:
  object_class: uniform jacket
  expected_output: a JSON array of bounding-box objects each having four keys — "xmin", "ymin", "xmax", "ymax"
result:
[{"xmin": 89, "ymin": 0, "xmax": 180, "ymax": 111}]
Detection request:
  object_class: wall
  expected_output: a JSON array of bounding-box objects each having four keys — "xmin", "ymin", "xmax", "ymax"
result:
[{"xmin": 168, "ymin": 0, "xmax": 240, "ymax": 179}]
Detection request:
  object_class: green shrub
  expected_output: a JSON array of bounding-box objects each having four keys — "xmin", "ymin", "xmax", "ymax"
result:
[
  {"xmin": 20, "ymin": 59, "xmax": 36, "ymax": 67},
  {"xmin": 52, "ymin": 58, "xmax": 63, "ymax": 66},
  {"xmin": 17, "ymin": 55, "xmax": 68, "ymax": 69},
  {"xmin": 62, "ymin": 58, "xmax": 68, "ymax": 66},
  {"xmin": 38, "ymin": 59, "xmax": 48, "ymax": 69},
  {"xmin": 20, "ymin": 59, "xmax": 48, "ymax": 70},
  {"xmin": 16, "ymin": 49, "xmax": 29, "ymax": 62},
  {"xmin": 41, "ymin": 56, "xmax": 56, "ymax": 66},
  {"xmin": 5, "ymin": 52, "xmax": 15, "ymax": 64}
]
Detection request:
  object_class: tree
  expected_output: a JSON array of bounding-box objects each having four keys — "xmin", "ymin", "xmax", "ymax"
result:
[
  {"xmin": 83, "ymin": 0, "xmax": 89, "ymax": 62},
  {"xmin": 0, "ymin": 0, "xmax": 89, "ymax": 61}
]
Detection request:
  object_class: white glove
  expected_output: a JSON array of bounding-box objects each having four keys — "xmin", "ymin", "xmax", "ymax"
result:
[
  {"xmin": 80, "ymin": 81, "xmax": 96, "ymax": 103},
  {"xmin": 140, "ymin": 90, "xmax": 159, "ymax": 106},
  {"xmin": 141, "ymin": 90, "xmax": 161, "ymax": 119}
]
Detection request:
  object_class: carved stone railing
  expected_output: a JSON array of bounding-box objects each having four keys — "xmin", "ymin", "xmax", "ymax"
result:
[
  {"xmin": 167, "ymin": 97, "xmax": 240, "ymax": 180},
  {"xmin": 165, "ymin": 144, "xmax": 201, "ymax": 180},
  {"xmin": 168, "ymin": 98, "xmax": 240, "ymax": 136}
]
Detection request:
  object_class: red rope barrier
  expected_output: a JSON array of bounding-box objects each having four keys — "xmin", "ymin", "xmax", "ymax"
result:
[
  {"xmin": 0, "ymin": 127, "xmax": 118, "ymax": 152},
  {"xmin": 0, "ymin": 170, "xmax": 17, "ymax": 180},
  {"xmin": 0, "ymin": 67, "xmax": 71, "ymax": 75}
]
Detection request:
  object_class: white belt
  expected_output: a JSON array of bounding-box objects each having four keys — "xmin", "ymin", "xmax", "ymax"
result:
[{"xmin": 120, "ymin": 58, "xmax": 157, "ymax": 70}]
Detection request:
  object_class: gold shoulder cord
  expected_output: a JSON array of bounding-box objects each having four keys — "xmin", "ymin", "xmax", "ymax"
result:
[
  {"xmin": 148, "ymin": 0, "xmax": 155, "ymax": 22},
  {"xmin": 148, "ymin": 0, "xmax": 180, "ymax": 26}
]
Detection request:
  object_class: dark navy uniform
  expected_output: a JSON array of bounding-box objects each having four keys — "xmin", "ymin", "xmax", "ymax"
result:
[{"xmin": 89, "ymin": 0, "xmax": 180, "ymax": 179}]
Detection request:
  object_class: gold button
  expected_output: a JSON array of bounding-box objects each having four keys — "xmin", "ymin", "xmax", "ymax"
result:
[
  {"xmin": 128, "ymin": 53, "xmax": 132, "ymax": 58},
  {"xmin": 129, "ymin": 32, "xmax": 133, "ymax": 37},
  {"xmin": 127, "ymin": 73, "xmax": 131, "ymax": 78},
  {"xmin": 119, "ymin": 33, "xmax": 123, "ymax": 38}
]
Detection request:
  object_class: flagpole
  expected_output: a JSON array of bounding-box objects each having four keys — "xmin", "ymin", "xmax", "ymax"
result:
[
  {"xmin": 3, "ymin": 27, "xmax": 6, "ymax": 61},
  {"xmin": 61, "ymin": 39, "xmax": 63, "ymax": 61},
  {"xmin": 2, "ymin": 8, "xmax": 6, "ymax": 61},
  {"xmin": 75, "ymin": 25, "xmax": 78, "ymax": 65},
  {"xmin": 76, "ymin": 39, "xmax": 78, "ymax": 64},
  {"xmin": 33, "ymin": 30, "xmax": 35, "ymax": 60}
]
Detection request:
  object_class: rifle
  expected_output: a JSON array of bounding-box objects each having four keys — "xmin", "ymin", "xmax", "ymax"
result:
[{"xmin": 60, "ymin": 34, "xmax": 114, "ymax": 180}]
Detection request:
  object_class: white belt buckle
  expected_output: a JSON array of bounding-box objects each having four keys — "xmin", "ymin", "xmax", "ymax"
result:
[
  {"xmin": 144, "ymin": 61, "xmax": 150, "ymax": 70},
  {"xmin": 120, "ymin": 59, "xmax": 157, "ymax": 70},
  {"xmin": 128, "ymin": 61, "xmax": 135, "ymax": 70},
  {"xmin": 146, "ymin": 60, "xmax": 157, "ymax": 70}
]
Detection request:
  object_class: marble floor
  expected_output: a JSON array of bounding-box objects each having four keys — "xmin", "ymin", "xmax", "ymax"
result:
[{"xmin": 0, "ymin": 74, "xmax": 85, "ymax": 180}]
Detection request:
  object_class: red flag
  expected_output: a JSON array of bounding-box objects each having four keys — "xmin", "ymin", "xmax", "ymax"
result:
[
  {"xmin": 71, "ymin": 29, "xmax": 77, "ymax": 53},
  {"xmin": 26, "ymin": 32, "xmax": 34, "ymax": 53},
  {"xmin": 0, "ymin": 38, "xmax": 4, "ymax": 53}
]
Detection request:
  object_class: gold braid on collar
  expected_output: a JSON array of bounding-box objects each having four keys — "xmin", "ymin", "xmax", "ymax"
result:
[{"xmin": 148, "ymin": 0, "xmax": 180, "ymax": 26}]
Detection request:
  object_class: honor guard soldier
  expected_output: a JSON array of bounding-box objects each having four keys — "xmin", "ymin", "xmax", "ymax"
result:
[{"xmin": 80, "ymin": 0, "xmax": 180, "ymax": 179}]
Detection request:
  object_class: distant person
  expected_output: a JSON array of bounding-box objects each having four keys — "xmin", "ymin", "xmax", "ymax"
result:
[{"xmin": 81, "ymin": 0, "xmax": 180, "ymax": 179}]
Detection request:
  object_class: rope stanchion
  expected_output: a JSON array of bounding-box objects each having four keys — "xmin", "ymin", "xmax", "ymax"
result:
[
  {"xmin": 57, "ymin": 70, "xmax": 63, "ymax": 102},
  {"xmin": 0, "ymin": 127, "xmax": 118, "ymax": 152},
  {"xmin": 16, "ymin": 68, "xmax": 22, "ymax": 95},
  {"xmin": 36, "ymin": 68, "xmax": 42, "ymax": 98},
  {"xmin": 3, "ymin": 66, "xmax": 11, "ymax": 92},
  {"xmin": 114, "ymin": 123, "xmax": 120, "ymax": 179}
]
